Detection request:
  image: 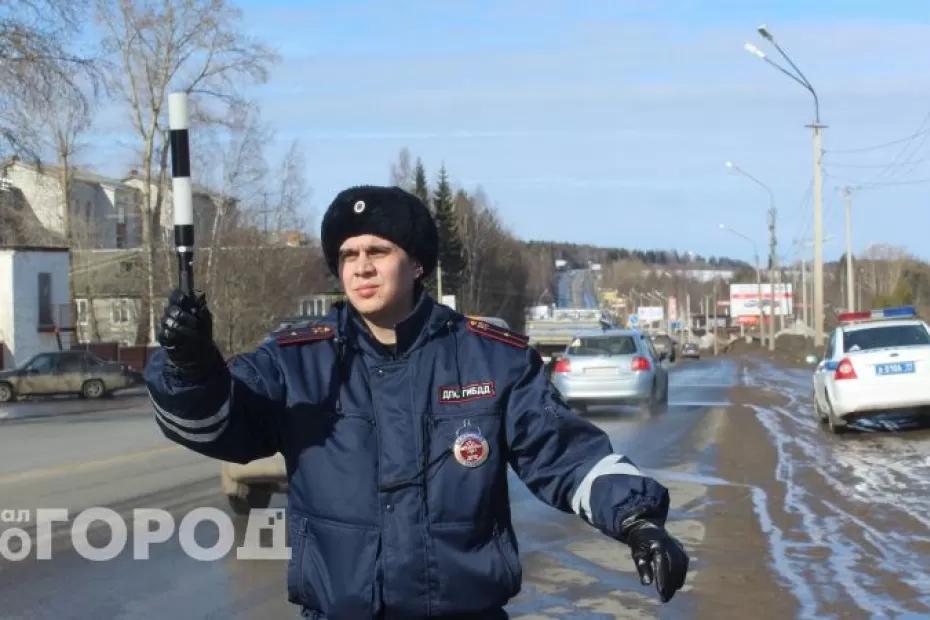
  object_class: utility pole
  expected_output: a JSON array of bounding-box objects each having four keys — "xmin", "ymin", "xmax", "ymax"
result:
[
  {"xmin": 813, "ymin": 124, "xmax": 825, "ymax": 346},
  {"xmin": 843, "ymin": 186, "xmax": 855, "ymax": 312},
  {"xmin": 745, "ymin": 25, "xmax": 825, "ymax": 346},
  {"xmin": 436, "ymin": 260, "xmax": 443, "ymax": 299},
  {"xmin": 756, "ymin": 256, "xmax": 765, "ymax": 347},
  {"xmin": 724, "ymin": 161, "xmax": 777, "ymax": 351},
  {"xmin": 857, "ymin": 269, "xmax": 862, "ymax": 311},
  {"xmin": 685, "ymin": 293, "xmax": 691, "ymax": 342},
  {"xmin": 704, "ymin": 295, "xmax": 709, "ymax": 331},
  {"xmin": 767, "ymin": 208, "xmax": 777, "ymax": 351},
  {"xmin": 801, "ymin": 255, "xmax": 808, "ymax": 331},
  {"xmin": 712, "ymin": 281, "xmax": 719, "ymax": 356}
]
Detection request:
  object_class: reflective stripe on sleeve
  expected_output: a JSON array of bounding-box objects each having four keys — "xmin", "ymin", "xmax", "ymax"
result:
[
  {"xmin": 155, "ymin": 413, "xmax": 231, "ymax": 443},
  {"xmin": 570, "ymin": 454, "xmax": 643, "ymax": 522},
  {"xmin": 148, "ymin": 387, "xmax": 231, "ymax": 430}
]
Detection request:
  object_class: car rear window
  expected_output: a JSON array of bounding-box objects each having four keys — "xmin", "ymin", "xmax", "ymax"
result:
[
  {"xmin": 58, "ymin": 353, "xmax": 84, "ymax": 372},
  {"xmin": 568, "ymin": 336, "xmax": 637, "ymax": 356},
  {"xmin": 843, "ymin": 324, "xmax": 930, "ymax": 352}
]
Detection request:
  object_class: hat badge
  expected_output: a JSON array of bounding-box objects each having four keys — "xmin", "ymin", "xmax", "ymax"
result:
[{"xmin": 353, "ymin": 200, "xmax": 366, "ymax": 214}]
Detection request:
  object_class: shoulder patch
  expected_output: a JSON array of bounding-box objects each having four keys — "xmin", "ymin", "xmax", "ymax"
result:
[
  {"xmin": 466, "ymin": 318, "xmax": 528, "ymax": 349},
  {"xmin": 273, "ymin": 324, "xmax": 335, "ymax": 347}
]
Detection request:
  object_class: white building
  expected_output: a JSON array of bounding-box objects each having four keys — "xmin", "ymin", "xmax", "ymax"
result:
[
  {"xmin": 0, "ymin": 159, "xmax": 143, "ymax": 249},
  {"xmin": 122, "ymin": 172, "xmax": 221, "ymax": 244},
  {"xmin": 0, "ymin": 246, "xmax": 72, "ymax": 369},
  {"xmin": 72, "ymin": 249, "xmax": 145, "ymax": 346}
]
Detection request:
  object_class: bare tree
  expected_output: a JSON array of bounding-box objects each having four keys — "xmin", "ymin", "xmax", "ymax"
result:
[
  {"xmin": 456, "ymin": 188, "xmax": 497, "ymax": 313},
  {"xmin": 192, "ymin": 102, "xmax": 271, "ymax": 293},
  {"xmin": 0, "ymin": 0, "xmax": 96, "ymax": 157},
  {"xmin": 96, "ymin": 0, "xmax": 277, "ymax": 344},
  {"xmin": 389, "ymin": 147, "xmax": 414, "ymax": 191},
  {"xmin": 195, "ymin": 123, "xmax": 321, "ymax": 354},
  {"xmin": 453, "ymin": 186, "xmax": 529, "ymax": 330}
]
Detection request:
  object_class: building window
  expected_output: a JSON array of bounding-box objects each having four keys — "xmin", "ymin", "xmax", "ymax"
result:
[
  {"xmin": 38, "ymin": 272, "xmax": 53, "ymax": 327},
  {"xmin": 111, "ymin": 299, "xmax": 131, "ymax": 324},
  {"xmin": 76, "ymin": 299, "xmax": 89, "ymax": 327}
]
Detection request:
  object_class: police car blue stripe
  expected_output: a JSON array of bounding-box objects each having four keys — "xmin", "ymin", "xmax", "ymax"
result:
[{"xmin": 571, "ymin": 454, "xmax": 643, "ymax": 522}]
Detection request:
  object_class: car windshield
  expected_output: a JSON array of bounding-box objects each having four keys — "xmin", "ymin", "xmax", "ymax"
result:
[
  {"xmin": 568, "ymin": 335, "xmax": 637, "ymax": 356},
  {"xmin": 843, "ymin": 324, "xmax": 930, "ymax": 352}
]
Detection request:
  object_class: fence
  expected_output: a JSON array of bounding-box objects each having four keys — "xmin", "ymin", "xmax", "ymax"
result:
[{"xmin": 71, "ymin": 343, "xmax": 157, "ymax": 373}]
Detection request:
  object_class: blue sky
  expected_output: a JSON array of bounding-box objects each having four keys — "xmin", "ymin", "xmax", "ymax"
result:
[{"xmin": 92, "ymin": 1, "xmax": 930, "ymax": 264}]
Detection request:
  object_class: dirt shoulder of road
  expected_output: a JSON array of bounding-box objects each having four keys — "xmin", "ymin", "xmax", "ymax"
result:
[
  {"xmin": 690, "ymin": 359, "xmax": 798, "ymax": 619},
  {"xmin": 723, "ymin": 334, "xmax": 819, "ymax": 370}
]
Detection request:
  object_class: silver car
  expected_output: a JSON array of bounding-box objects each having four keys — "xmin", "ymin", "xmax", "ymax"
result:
[
  {"xmin": 0, "ymin": 351, "xmax": 138, "ymax": 402},
  {"xmin": 550, "ymin": 329, "xmax": 668, "ymax": 413}
]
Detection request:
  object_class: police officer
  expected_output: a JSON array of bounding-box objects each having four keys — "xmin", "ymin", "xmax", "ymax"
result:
[{"xmin": 147, "ymin": 185, "xmax": 688, "ymax": 619}]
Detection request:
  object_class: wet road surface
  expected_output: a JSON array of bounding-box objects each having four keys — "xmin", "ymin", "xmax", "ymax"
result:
[{"xmin": 0, "ymin": 356, "xmax": 928, "ymax": 618}]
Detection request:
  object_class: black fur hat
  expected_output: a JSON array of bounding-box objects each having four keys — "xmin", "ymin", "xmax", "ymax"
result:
[{"xmin": 321, "ymin": 185, "xmax": 438, "ymax": 278}]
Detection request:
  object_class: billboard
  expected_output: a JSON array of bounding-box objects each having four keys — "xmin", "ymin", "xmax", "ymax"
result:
[
  {"xmin": 637, "ymin": 305, "xmax": 665, "ymax": 323},
  {"xmin": 730, "ymin": 283, "xmax": 793, "ymax": 316}
]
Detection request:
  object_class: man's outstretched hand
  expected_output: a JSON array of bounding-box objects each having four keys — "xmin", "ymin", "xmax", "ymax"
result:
[{"xmin": 626, "ymin": 521, "xmax": 689, "ymax": 602}]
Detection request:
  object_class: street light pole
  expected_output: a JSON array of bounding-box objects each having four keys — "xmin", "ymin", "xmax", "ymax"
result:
[
  {"xmin": 801, "ymin": 254, "xmax": 808, "ymax": 329},
  {"xmin": 720, "ymin": 224, "xmax": 764, "ymax": 347},
  {"xmin": 842, "ymin": 186, "xmax": 856, "ymax": 312},
  {"xmin": 725, "ymin": 161, "xmax": 777, "ymax": 351},
  {"xmin": 746, "ymin": 25, "xmax": 826, "ymax": 347},
  {"xmin": 812, "ymin": 124, "xmax": 825, "ymax": 346}
]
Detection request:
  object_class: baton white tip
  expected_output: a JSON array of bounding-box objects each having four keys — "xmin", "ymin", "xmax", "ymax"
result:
[{"xmin": 168, "ymin": 92, "xmax": 189, "ymax": 130}]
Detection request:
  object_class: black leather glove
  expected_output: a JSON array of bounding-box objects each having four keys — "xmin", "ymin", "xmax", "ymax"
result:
[
  {"xmin": 626, "ymin": 520, "xmax": 689, "ymax": 603},
  {"xmin": 156, "ymin": 289, "xmax": 222, "ymax": 381}
]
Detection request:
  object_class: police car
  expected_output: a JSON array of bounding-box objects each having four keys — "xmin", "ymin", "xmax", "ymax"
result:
[{"xmin": 812, "ymin": 306, "xmax": 930, "ymax": 433}]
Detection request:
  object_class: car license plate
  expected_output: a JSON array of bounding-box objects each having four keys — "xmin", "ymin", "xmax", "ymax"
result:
[
  {"xmin": 585, "ymin": 367, "xmax": 618, "ymax": 376},
  {"xmin": 875, "ymin": 361, "xmax": 915, "ymax": 376}
]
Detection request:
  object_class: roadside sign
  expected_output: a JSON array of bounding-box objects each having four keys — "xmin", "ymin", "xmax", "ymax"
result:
[
  {"xmin": 628, "ymin": 314, "xmax": 639, "ymax": 326},
  {"xmin": 670, "ymin": 320, "xmax": 682, "ymax": 330},
  {"xmin": 637, "ymin": 306, "xmax": 664, "ymax": 323}
]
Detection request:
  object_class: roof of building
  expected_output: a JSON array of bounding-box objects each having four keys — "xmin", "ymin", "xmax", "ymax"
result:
[
  {"xmin": 121, "ymin": 171, "xmax": 222, "ymax": 199},
  {"xmin": 2, "ymin": 158, "xmax": 127, "ymax": 188},
  {"xmin": 0, "ymin": 245, "xmax": 69, "ymax": 252}
]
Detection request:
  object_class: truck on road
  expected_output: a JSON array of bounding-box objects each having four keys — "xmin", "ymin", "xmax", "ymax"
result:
[{"xmin": 526, "ymin": 307, "xmax": 611, "ymax": 362}]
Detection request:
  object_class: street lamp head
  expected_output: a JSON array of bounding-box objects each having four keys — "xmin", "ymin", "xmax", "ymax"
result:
[
  {"xmin": 743, "ymin": 42, "xmax": 766, "ymax": 59},
  {"xmin": 718, "ymin": 223, "xmax": 727, "ymax": 230},
  {"xmin": 757, "ymin": 24, "xmax": 773, "ymax": 40},
  {"xmin": 724, "ymin": 160, "xmax": 734, "ymax": 169}
]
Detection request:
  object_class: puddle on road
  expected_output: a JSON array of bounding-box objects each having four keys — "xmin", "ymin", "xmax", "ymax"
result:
[{"xmin": 743, "ymin": 359, "xmax": 930, "ymax": 617}]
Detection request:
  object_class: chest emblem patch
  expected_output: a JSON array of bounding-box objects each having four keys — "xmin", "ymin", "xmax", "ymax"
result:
[
  {"xmin": 453, "ymin": 425, "xmax": 490, "ymax": 468},
  {"xmin": 438, "ymin": 381, "xmax": 496, "ymax": 404}
]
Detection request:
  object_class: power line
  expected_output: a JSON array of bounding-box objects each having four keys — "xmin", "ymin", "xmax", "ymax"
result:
[
  {"xmin": 869, "ymin": 114, "xmax": 930, "ymax": 183},
  {"xmin": 825, "ymin": 126, "xmax": 930, "ymax": 154},
  {"xmin": 825, "ymin": 154, "xmax": 930, "ymax": 169},
  {"xmin": 860, "ymin": 176, "xmax": 930, "ymax": 188}
]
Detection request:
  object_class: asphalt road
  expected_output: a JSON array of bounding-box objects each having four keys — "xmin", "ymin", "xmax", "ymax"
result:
[{"xmin": 1, "ymin": 356, "xmax": 928, "ymax": 619}]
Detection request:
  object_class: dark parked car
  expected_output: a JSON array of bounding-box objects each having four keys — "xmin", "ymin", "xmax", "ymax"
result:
[
  {"xmin": 681, "ymin": 342, "xmax": 700, "ymax": 359},
  {"xmin": 0, "ymin": 351, "xmax": 139, "ymax": 403},
  {"xmin": 650, "ymin": 334, "xmax": 678, "ymax": 363}
]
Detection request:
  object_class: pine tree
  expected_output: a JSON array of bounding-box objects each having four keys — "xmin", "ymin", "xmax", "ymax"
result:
[
  {"xmin": 432, "ymin": 165, "xmax": 465, "ymax": 299},
  {"xmin": 414, "ymin": 159, "xmax": 429, "ymax": 208}
]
